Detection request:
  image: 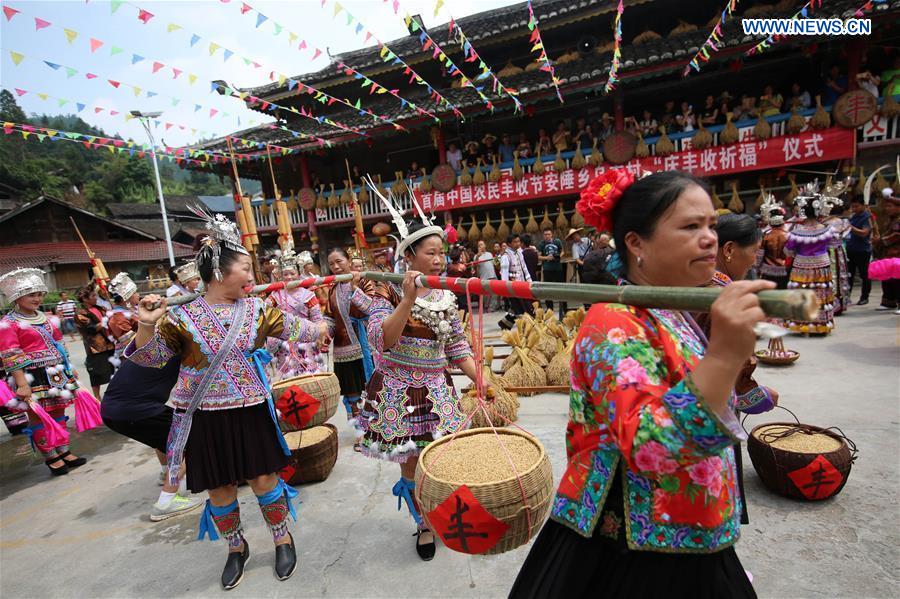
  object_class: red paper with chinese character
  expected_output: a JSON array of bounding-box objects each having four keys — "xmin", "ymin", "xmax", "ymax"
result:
[
  {"xmin": 275, "ymin": 385, "xmax": 321, "ymax": 430},
  {"xmin": 427, "ymin": 484, "xmax": 509, "ymax": 554},
  {"xmin": 279, "ymin": 464, "xmax": 296, "ymax": 483},
  {"xmin": 787, "ymin": 454, "xmax": 843, "ymax": 500}
]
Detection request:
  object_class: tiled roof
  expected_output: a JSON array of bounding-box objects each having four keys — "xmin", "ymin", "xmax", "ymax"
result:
[
  {"xmin": 0, "ymin": 241, "xmax": 195, "ymax": 269},
  {"xmin": 106, "ymin": 196, "xmax": 203, "ymax": 218}
]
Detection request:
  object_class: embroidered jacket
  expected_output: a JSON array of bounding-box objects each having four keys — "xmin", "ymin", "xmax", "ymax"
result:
[
  {"xmin": 108, "ymin": 307, "xmax": 139, "ymax": 356},
  {"xmin": 74, "ymin": 306, "xmax": 115, "ymax": 354},
  {"xmin": 0, "ymin": 314, "xmax": 68, "ymax": 371},
  {"xmin": 784, "ymin": 224, "xmax": 841, "ymax": 265},
  {"xmin": 125, "ymin": 296, "xmax": 317, "ymax": 411},
  {"xmin": 550, "ymin": 303, "xmax": 744, "ymax": 553},
  {"xmin": 323, "ymin": 281, "xmax": 374, "ymax": 363}
]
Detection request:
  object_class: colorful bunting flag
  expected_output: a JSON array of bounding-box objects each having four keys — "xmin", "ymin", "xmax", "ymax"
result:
[
  {"xmin": 526, "ymin": 0, "xmax": 563, "ymax": 102},
  {"xmin": 3, "ymin": 6, "xmax": 20, "ymax": 21},
  {"xmin": 63, "ymin": 28, "xmax": 78, "ymax": 43},
  {"xmin": 34, "ymin": 17, "xmax": 51, "ymax": 30},
  {"xmin": 684, "ymin": 0, "xmax": 741, "ymax": 75}
]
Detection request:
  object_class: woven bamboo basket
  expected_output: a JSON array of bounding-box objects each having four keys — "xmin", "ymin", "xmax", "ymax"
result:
[
  {"xmin": 281, "ymin": 424, "xmax": 339, "ymax": 485},
  {"xmin": 415, "ymin": 427, "xmax": 554, "ymax": 555},
  {"xmin": 748, "ymin": 418, "xmax": 857, "ymax": 502},
  {"xmin": 755, "ymin": 348, "xmax": 800, "ymax": 365},
  {"xmin": 272, "ymin": 372, "xmax": 340, "ymax": 431}
]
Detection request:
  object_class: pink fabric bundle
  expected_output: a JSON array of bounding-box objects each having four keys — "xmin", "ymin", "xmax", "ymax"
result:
[
  {"xmin": 30, "ymin": 401, "xmax": 69, "ymax": 446},
  {"xmin": 868, "ymin": 258, "xmax": 900, "ymax": 282},
  {"xmin": 0, "ymin": 379, "xmax": 15, "ymax": 405},
  {"xmin": 74, "ymin": 388, "xmax": 103, "ymax": 432}
]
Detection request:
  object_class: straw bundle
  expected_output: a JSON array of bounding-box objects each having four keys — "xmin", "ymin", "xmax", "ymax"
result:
[
  {"xmin": 489, "ymin": 156, "xmax": 502, "ymax": 183},
  {"xmin": 547, "ymin": 307, "xmax": 585, "ymax": 385},
  {"xmin": 473, "ymin": 158, "xmax": 486, "ymax": 186},
  {"xmin": 786, "ymin": 174, "xmax": 800, "ymax": 205},
  {"xmin": 260, "ymin": 200, "xmax": 271, "ymax": 217},
  {"xmin": 460, "ymin": 347, "xmax": 520, "ymax": 428},
  {"xmin": 874, "ymin": 169, "xmax": 889, "ymax": 195},
  {"xmin": 376, "ymin": 174, "xmax": 388, "ymax": 200},
  {"xmin": 534, "ymin": 149, "xmax": 545, "ymax": 174},
  {"xmin": 460, "ymin": 164, "xmax": 473, "ymax": 186},
  {"xmin": 530, "ymin": 306, "xmax": 563, "ymax": 361},
  {"xmin": 555, "ymin": 203, "xmax": 569, "ymax": 238},
  {"xmin": 285, "ymin": 192, "xmax": 299, "ymax": 213},
  {"xmin": 634, "ymin": 133, "xmax": 649, "ymax": 158},
  {"xmin": 526, "ymin": 209, "xmax": 540, "ymax": 234},
  {"xmin": 881, "ymin": 92, "xmax": 900, "ymax": 119},
  {"xmin": 692, "ymin": 121, "xmax": 713, "ymax": 149},
  {"xmin": 571, "ymin": 142, "xmax": 586, "ymax": 169},
  {"xmin": 728, "ymin": 182, "xmax": 744, "ymax": 213},
  {"xmin": 554, "ymin": 149, "xmax": 566, "ymax": 172},
  {"xmin": 512, "ymin": 210, "xmax": 524, "ymax": 235},
  {"xmin": 498, "ymin": 60, "xmax": 524, "ymax": 77},
  {"xmin": 497, "ymin": 210, "xmax": 511, "ymax": 241},
  {"xmin": 853, "ymin": 168, "xmax": 866, "ymax": 197},
  {"xmin": 655, "ymin": 126, "xmax": 675, "ymax": 156},
  {"xmin": 753, "ymin": 185, "xmax": 768, "ymax": 213},
  {"xmin": 588, "ymin": 138, "xmax": 603, "ymax": 166},
  {"xmin": 316, "ymin": 185, "xmax": 326, "ymax": 210},
  {"xmin": 786, "ymin": 106, "xmax": 806, "ymax": 134},
  {"xmin": 754, "ymin": 115, "xmax": 772, "ymax": 140},
  {"xmin": 357, "ymin": 179, "xmax": 370, "ymax": 203},
  {"xmin": 810, "ymin": 96, "xmax": 830, "ymax": 129},
  {"xmin": 632, "ymin": 30, "xmax": 662, "ymax": 45},
  {"xmin": 482, "ymin": 215, "xmax": 496, "ymax": 242},
  {"xmin": 721, "ymin": 113, "xmax": 739, "ymax": 144},
  {"xmin": 711, "ymin": 185, "xmax": 724, "ymax": 210},
  {"xmin": 500, "ymin": 326, "xmax": 548, "ymax": 394},
  {"xmin": 668, "ymin": 19, "xmax": 698, "ymax": 37},
  {"xmin": 340, "ymin": 180, "xmax": 352, "ymax": 205},
  {"xmin": 392, "ymin": 171, "xmax": 406, "ymax": 196},
  {"xmin": 419, "ymin": 175, "xmax": 431, "ymax": 194},
  {"xmin": 468, "ymin": 215, "xmax": 481, "ymax": 241},
  {"xmin": 556, "ymin": 50, "xmax": 580, "ymax": 65},
  {"xmin": 595, "ymin": 40, "xmax": 615, "ymax": 55},
  {"xmin": 512, "ymin": 154, "xmax": 524, "ymax": 180},
  {"xmin": 571, "ymin": 206, "xmax": 585, "ymax": 229},
  {"xmin": 457, "ymin": 216, "xmax": 468, "ymax": 244},
  {"xmin": 327, "ymin": 183, "xmax": 339, "ymax": 208},
  {"xmin": 525, "ymin": 59, "xmax": 542, "ymax": 72},
  {"xmin": 540, "ymin": 206, "xmax": 553, "ymax": 231}
]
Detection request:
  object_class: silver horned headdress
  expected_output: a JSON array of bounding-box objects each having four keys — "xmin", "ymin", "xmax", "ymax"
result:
[
  {"xmin": 793, "ymin": 179, "xmax": 845, "ymax": 218},
  {"xmin": 759, "ymin": 193, "xmax": 784, "ymax": 226},
  {"xmin": 108, "ymin": 272, "xmax": 138, "ymax": 302},
  {"xmin": 363, "ymin": 174, "xmax": 444, "ymax": 256},
  {"xmin": 187, "ymin": 204, "xmax": 249, "ymax": 282}
]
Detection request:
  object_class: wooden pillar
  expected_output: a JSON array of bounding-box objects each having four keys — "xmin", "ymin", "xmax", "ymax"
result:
[
  {"xmin": 613, "ymin": 88, "xmax": 625, "ymax": 132},
  {"xmin": 434, "ymin": 126, "xmax": 447, "ymax": 165},
  {"xmin": 299, "ymin": 154, "xmax": 319, "ymax": 250},
  {"xmin": 846, "ymin": 39, "xmax": 866, "ymax": 91}
]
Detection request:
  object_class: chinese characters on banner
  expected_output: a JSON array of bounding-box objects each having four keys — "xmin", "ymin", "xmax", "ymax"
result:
[{"xmin": 416, "ymin": 127, "xmax": 855, "ymax": 212}]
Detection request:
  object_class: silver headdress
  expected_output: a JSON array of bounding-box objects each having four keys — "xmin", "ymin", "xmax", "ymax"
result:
[
  {"xmin": 174, "ymin": 261, "xmax": 201, "ymax": 283},
  {"xmin": 364, "ymin": 175, "xmax": 444, "ymax": 257},
  {"xmin": 187, "ymin": 204, "xmax": 249, "ymax": 282},
  {"xmin": 297, "ymin": 251, "xmax": 314, "ymax": 268},
  {"xmin": 793, "ymin": 179, "xmax": 845, "ymax": 217},
  {"xmin": 108, "ymin": 272, "xmax": 138, "ymax": 302},
  {"xmin": 759, "ymin": 193, "xmax": 784, "ymax": 226},
  {"xmin": 0, "ymin": 268, "xmax": 48, "ymax": 303}
]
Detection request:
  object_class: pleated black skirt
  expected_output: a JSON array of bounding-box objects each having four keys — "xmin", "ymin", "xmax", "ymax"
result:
[
  {"xmin": 334, "ymin": 358, "xmax": 366, "ymax": 396},
  {"xmin": 184, "ymin": 402, "xmax": 288, "ymax": 493}
]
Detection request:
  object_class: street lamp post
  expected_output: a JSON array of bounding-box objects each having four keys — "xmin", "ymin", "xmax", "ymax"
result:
[{"xmin": 131, "ymin": 110, "xmax": 175, "ymax": 267}]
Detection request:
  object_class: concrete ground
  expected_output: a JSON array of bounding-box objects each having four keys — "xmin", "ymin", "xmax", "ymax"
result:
[{"xmin": 0, "ymin": 306, "xmax": 897, "ymax": 598}]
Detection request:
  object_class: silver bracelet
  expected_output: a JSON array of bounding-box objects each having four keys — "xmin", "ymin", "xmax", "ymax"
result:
[{"xmin": 138, "ymin": 319, "xmax": 158, "ymax": 327}]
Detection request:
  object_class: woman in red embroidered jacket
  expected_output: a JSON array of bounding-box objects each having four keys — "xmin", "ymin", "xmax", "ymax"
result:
[{"xmin": 511, "ymin": 171, "xmax": 769, "ymax": 598}]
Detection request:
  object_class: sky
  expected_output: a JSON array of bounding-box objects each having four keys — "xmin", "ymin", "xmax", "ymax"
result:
[{"xmin": 1, "ymin": 0, "xmax": 519, "ymax": 147}]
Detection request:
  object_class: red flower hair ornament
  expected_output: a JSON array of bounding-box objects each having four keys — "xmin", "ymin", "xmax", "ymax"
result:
[{"xmin": 576, "ymin": 168, "xmax": 636, "ymax": 233}]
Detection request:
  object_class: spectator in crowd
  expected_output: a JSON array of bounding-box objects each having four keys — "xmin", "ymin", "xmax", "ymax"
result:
[
  {"xmin": 733, "ymin": 93, "xmax": 758, "ymax": 121},
  {"xmin": 659, "ymin": 100, "xmax": 677, "ymax": 131},
  {"xmin": 624, "ymin": 116, "xmax": 640, "ymax": 136},
  {"xmin": 676, "ymin": 101, "xmax": 695, "ymax": 132},
  {"xmin": 498, "ymin": 133, "xmax": 516, "ymax": 163},
  {"xmin": 407, "ymin": 160, "xmax": 424, "ymax": 180},
  {"xmin": 717, "ymin": 92, "xmax": 733, "ymax": 124},
  {"xmin": 759, "ymin": 84, "xmax": 784, "ymax": 117},
  {"xmin": 500, "ymin": 234, "xmax": 533, "ymax": 316},
  {"xmin": 880, "ymin": 55, "xmax": 900, "ymax": 97},
  {"xmin": 823, "ymin": 64, "xmax": 848, "ymax": 105},
  {"xmin": 515, "ymin": 133, "xmax": 533, "ymax": 159},
  {"xmin": 482, "ymin": 133, "xmax": 498, "ymax": 163},
  {"xmin": 475, "ymin": 239, "xmax": 499, "ymax": 311},
  {"xmin": 789, "ymin": 82, "xmax": 812, "ymax": 109},
  {"xmin": 856, "ymin": 70, "xmax": 881, "ymax": 98},
  {"xmin": 521, "ymin": 234, "xmax": 540, "ymax": 283},
  {"xmin": 699, "ymin": 94, "xmax": 719, "ymax": 126},
  {"xmin": 567, "ymin": 228, "xmax": 592, "ymax": 281},
  {"xmin": 582, "ymin": 232, "xmax": 617, "ymax": 285},
  {"xmin": 572, "ymin": 118, "xmax": 594, "ymax": 148},
  {"xmin": 537, "ymin": 227, "xmax": 567, "ymax": 317},
  {"xmin": 552, "ymin": 121, "xmax": 571, "ymax": 152},
  {"xmin": 534, "ymin": 128, "xmax": 553, "ymax": 156},
  {"xmin": 464, "ymin": 140, "xmax": 481, "ymax": 167},
  {"xmin": 55, "ymin": 291, "xmax": 78, "ymax": 338},
  {"xmin": 596, "ymin": 113, "xmax": 615, "ymax": 142},
  {"xmin": 75, "ymin": 285, "xmax": 115, "ymax": 399},
  {"xmin": 372, "ymin": 249, "xmax": 391, "ymax": 272},
  {"xmin": 846, "ymin": 197, "xmax": 873, "ymax": 305},
  {"xmin": 638, "ymin": 109, "xmax": 658, "ymax": 137},
  {"xmin": 446, "ymin": 141, "xmax": 463, "ymax": 170}
]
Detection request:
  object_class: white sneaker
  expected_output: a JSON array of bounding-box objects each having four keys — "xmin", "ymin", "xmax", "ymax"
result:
[
  {"xmin": 150, "ymin": 494, "xmax": 202, "ymax": 522},
  {"xmin": 875, "ymin": 305, "xmax": 894, "ymax": 311}
]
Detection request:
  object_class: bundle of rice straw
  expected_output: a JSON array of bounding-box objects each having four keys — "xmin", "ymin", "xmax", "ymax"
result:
[
  {"xmin": 419, "ymin": 175, "xmax": 431, "ymax": 194},
  {"xmin": 489, "ymin": 156, "xmax": 502, "ymax": 183},
  {"xmin": 376, "ymin": 174, "xmax": 389, "ymax": 200},
  {"xmin": 512, "ymin": 210, "xmax": 525, "ymax": 235},
  {"xmin": 881, "ymin": 92, "xmax": 900, "ymax": 119},
  {"xmin": 810, "ymin": 95, "xmax": 831, "ymax": 129},
  {"xmin": 634, "ymin": 133, "xmax": 650, "ymax": 158},
  {"xmin": 571, "ymin": 142, "xmax": 586, "ymax": 169},
  {"xmin": 786, "ymin": 173, "xmax": 800, "ymax": 205},
  {"xmin": 473, "ymin": 158, "xmax": 486, "ymax": 185},
  {"xmin": 555, "ymin": 204, "xmax": 569, "ymax": 238},
  {"xmin": 655, "ymin": 127, "xmax": 675, "ymax": 156},
  {"xmin": 327, "ymin": 183, "xmax": 339, "ymax": 208},
  {"xmin": 391, "ymin": 171, "xmax": 406, "ymax": 196},
  {"xmin": 728, "ymin": 182, "xmax": 744, "ymax": 213},
  {"xmin": 720, "ymin": 113, "xmax": 739, "ymax": 144},
  {"xmin": 571, "ymin": 206, "xmax": 585, "ymax": 228},
  {"xmin": 500, "ymin": 322, "xmax": 547, "ymax": 395},
  {"xmin": 540, "ymin": 206, "xmax": 553, "ymax": 231},
  {"xmin": 554, "ymin": 149, "xmax": 566, "ymax": 172},
  {"xmin": 786, "ymin": 106, "xmax": 806, "ymax": 134},
  {"xmin": 512, "ymin": 154, "xmax": 524, "ymax": 180},
  {"xmin": 711, "ymin": 185, "xmax": 724, "ymax": 210},
  {"xmin": 754, "ymin": 115, "xmax": 772, "ymax": 140},
  {"xmin": 526, "ymin": 208, "xmax": 540, "ymax": 234},
  {"xmin": 529, "ymin": 306, "xmax": 562, "ymax": 362},
  {"xmin": 468, "ymin": 215, "xmax": 481, "ymax": 241},
  {"xmin": 340, "ymin": 180, "xmax": 352, "ymax": 205},
  {"xmin": 668, "ymin": 19, "xmax": 698, "ymax": 37},
  {"xmin": 502, "ymin": 313, "xmax": 550, "ymax": 368},
  {"xmin": 534, "ymin": 149, "xmax": 545, "ymax": 174},
  {"xmin": 588, "ymin": 138, "xmax": 603, "ymax": 166},
  {"xmin": 285, "ymin": 191, "xmax": 299, "ymax": 213},
  {"xmin": 498, "ymin": 60, "xmax": 524, "ymax": 77},
  {"xmin": 632, "ymin": 30, "xmax": 661, "ymax": 45},
  {"xmin": 874, "ymin": 169, "xmax": 890, "ymax": 195},
  {"xmin": 461, "ymin": 347, "xmax": 520, "ymax": 428},
  {"xmin": 497, "ymin": 210, "xmax": 511, "ymax": 241},
  {"xmin": 358, "ymin": 179, "xmax": 371, "ymax": 202},
  {"xmin": 595, "ymin": 40, "xmax": 615, "ymax": 55},
  {"xmin": 482, "ymin": 215, "xmax": 497, "ymax": 242},
  {"xmin": 546, "ymin": 307, "xmax": 586, "ymax": 386},
  {"xmin": 692, "ymin": 121, "xmax": 713, "ymax": 149},
  {"xmin": 457, "ymin": 217, "xmax": 467, "ymax": 243},
  {"xmin": 316, "ymin": 185, "xmax": 327, "ymax": 210},
  {"xmin": 753, "ymin": 184, "xmax": 768, "ymax": 213},
  {"xmin": 460, "ymin": 164, "xmax": 473, "ymax": 186}
]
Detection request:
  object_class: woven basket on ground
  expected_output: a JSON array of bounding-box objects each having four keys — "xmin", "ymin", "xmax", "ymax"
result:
[
  {"xmin": 415, "ymin": 427, "xmax": 554, "ymax": 555},
  {"xmin": 748, "ymin": 420, "xmax": 857, "ymax": 501},
  {"xmin": 281, "ymin": 424, "xmax": 339, "ymax": 484},
  {"xmin": 273, "ymin": 372, "xmax": 340, "ymax": 431}
]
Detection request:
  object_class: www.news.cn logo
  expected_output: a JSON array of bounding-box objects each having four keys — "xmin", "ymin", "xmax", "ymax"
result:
[{"xmin": 742, "ymin": 18, "xmax": 872, "ymax": 36}]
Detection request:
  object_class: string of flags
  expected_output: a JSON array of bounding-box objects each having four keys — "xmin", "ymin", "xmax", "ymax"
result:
[
  {"xmin": 852, "ymin": 0, "xmax": 887, "ymax": 17},
  {"xmin": 603, "ymin": 0, "xmax": 624, "ymax": 94},
  {"xmin": 746, "ymin": 0, "xmax": 821, "ymax": 56},
  {"xmin": 336, "ymin": 61, "xmax": 440, "ymax": 122},
  {"xmin": 525, "ymin": 0, "xmax": 563, "ymax": 103},
  {"xmin": 446, "ymin": 16, "xmax": 522, "ymax": 112},
  {"xmin": 684, "ymin": 0, "xmax": 740, "ymax": 76}
]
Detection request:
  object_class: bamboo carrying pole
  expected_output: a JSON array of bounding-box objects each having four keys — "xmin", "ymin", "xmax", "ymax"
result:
[
  {"xmin": 154, "ymin": 274, "xmax": 355, "ymax": 308},
  {"xmin": 70, "ymin": 217, "xmax": 109, "ymax": 290}
]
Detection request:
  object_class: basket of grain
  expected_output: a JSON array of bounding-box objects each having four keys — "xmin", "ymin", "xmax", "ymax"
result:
[
  {"xmin": 415, "ymin": 427, "xmax": 554, "ymax": 555},
  {"xmin": 272, "ymin": 373, "xmax": 340, "ymax": 431},
  {"xmin": 747, "ymin": 418, "xmax": 857, "ymax": 501},
  {"xmin": 280, "ymin": 424, "xmax": 339, "ymax": 484}
]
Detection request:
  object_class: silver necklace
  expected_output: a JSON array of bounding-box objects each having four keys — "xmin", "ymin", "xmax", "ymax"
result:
[{"xmin": 409, "ymin": 289, "xmax": 457, "ymax": 344}]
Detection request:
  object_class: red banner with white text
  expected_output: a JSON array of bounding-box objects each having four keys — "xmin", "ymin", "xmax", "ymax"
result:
[{"xmin": 416, "ymin": 127, "xmax": 855, "ymax": 212}]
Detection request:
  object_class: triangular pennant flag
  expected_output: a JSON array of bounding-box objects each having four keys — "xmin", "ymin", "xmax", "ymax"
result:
[
  {"xmin": 35, "ymin": 17, "xmax": 51, "ymax": 30},
  {"xmin": 241, "ymin": 2, "xmax": 252, "ymax": 14},
  {"xmin": 172, "ymin": 68, "xmax": 182, "ymax": 79},
  {"xmin": 110, "ymin": 0, "xmax": 122, "ymax": 13},
  {"xmin": 57, "ymin": 98, "xmax": 67, "ymax": 107},
  {"xmin": 210, "ymin": 108, "xmax": 218, "ymax": 118},
  {"xmin": 111, "ymin": 46, "xmax": 123, "ymax": 56},
  {"xmin": 137, "ymin": 9, "xmax": 154, "ymax": 24},
  {"xmin": 108, "ymin": 79, "xmax": 121, "ymax": 88},
  {"xmin": 90, "ymin": 38, "xmax": 104, "ymax": 52},
  {"xmin": 152, "ymin": 61, "xmax": 164, "ymax": 73},
  {"xmin": 167, "ymin": 23, "xmax": 182, "ymax": 33},
  {"xmin": 44, "ymin": 60, "xmax": 61, "ymax": 70},
  {"xmin": 209, "ymin": 42, "xmax": 220, "ymax": 55},
  {"xmin": 9, "ymin": 51, "xmax": 24, "ymax": 66},
  {"xmin": 224, "ymin": 49, "xmax": 234, "ymax": 61},
  {"xmin": 110, "ymin": 110, "xmax": 119, "ymax": 116},
  {"xmin": 195, "ymin": 104, "xmax": 202, "ymax": 112},
  {"xmin": 273, "ymin": 23, "xmax": 282, "ymax": 35},
  {"xmin": 133, "ymin": 86, "xmax": 142, "ymax": 97},
  {"xmin": 289, "ymin": 32, "xmax": 297, "ymax": 44},
  {"xmin": 190, "ymin": 34, "xmax": 200, "ymax": 46},
  {"xmin": 3, "ymin": 6, "xmax": 20, "ymax": 21},
  {"xmin": 333, "ymin": 2, "xmax": 343, "ymax": 17},
  {"xmin": 189, "ymin": 73, "xmax": 198, "ymax": 85},
  {"xmin": 63, "ymin": 28, "xmax": 78, "ymax": 43},
  {"xmin": 13, "ymin": 88, "xmax": 27, "ymax": 97},
  {"xmin": 38, "ymin": 93, "xmax": 48, "ymax": 100},
  {"xmin": 256, "ymin": 13, "xmax": 268, "ymax": 27},
  {"xmin": 76, "ymin": 103, "xmax": 86, "ymax": 112},
  {"xmin": 65, "ymin": 67, "xmax": 78, "ymax": 78},
  {"xmin": 132, "ymin": 54, "xmax": 145, "ymax": 64},
  {"xmin": 434, "ymin": 0, "xmax": 444, "ymax": 17},
  {"xmin": 147, "ymin": 91, "xmax": 157, "ymax": 98},
  {"xmin": 171, "ymin": 98, "xmax": 180, "ymax": 106}
]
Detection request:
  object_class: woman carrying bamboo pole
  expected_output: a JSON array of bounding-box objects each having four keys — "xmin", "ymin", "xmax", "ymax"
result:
[{"xmin": 510, "ymin": 170, "xmax": 765, "ymax": 598}]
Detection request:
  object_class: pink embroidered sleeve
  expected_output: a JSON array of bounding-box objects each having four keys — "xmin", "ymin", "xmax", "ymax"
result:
[{"xmin": 0, "ymin": 322, "xmax": 28, "ymax": 371}]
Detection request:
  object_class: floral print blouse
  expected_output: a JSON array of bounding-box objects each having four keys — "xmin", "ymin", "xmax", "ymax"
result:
[{"xmin": 550, "ymin": 302, "xmax": 745, "ymax": 553}]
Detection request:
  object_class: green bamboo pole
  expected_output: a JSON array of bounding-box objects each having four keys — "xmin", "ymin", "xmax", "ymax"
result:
[
  {"xmin": 148, "ymin": 274, "xmax": 354, "ymax": 308},
  {"xmin": 360, "ymin": 272, "xmax": 818, "ymax": 322}
]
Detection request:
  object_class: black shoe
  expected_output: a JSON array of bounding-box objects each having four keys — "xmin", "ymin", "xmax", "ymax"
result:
[
  {"xmin": 45, "ymin": 457, "xmax": 69, "ymax": 476},
  {"xmin": 221, "ymin": 541, "xmax": 250, "ymax": 591},
  {"xmin": 414, "ymin": 529, "xmax": 436, "ymax": 561},
  {"xmin": 57, "ymin": 451, "xmax": 87, "ymax": 468},
  {"xmin": 274, "ymin": 533, "xmax": 297, "ymax": 581},
  {"xmin": 856, "ymin": 298, "xmax": 869, "ymax": 306}
]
